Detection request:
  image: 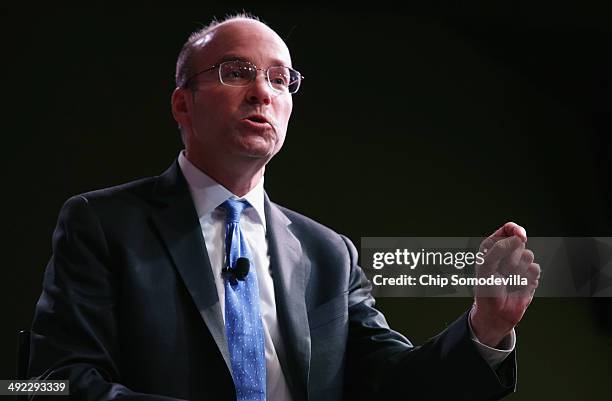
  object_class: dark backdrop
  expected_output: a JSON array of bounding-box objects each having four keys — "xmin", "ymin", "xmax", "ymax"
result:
[{"xmin": 2, "ymin": 2, "xmax": 611, "ymax": 400}]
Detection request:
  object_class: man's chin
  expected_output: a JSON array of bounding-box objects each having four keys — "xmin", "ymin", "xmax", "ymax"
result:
[
  {"xmin": 234, "ymin": 137, "xmax": 278, "ymax": 160},
  {"xmin": 238, "ymin": 148, "xmax": 276, "ymax": 160}
]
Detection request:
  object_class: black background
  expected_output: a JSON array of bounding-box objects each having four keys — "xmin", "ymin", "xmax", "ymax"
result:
[{"xmin": 2, "ymin": 2, "xmax": 612, "ymax": 399}]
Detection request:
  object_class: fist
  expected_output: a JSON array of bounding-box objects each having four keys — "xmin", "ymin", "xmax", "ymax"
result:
[{"xmin": 470, "ymin": 222, "xmax": 541, "ymax": 347}]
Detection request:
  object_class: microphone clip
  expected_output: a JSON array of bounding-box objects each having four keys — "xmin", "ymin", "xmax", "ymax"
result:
[{"xmin": 222, "ymin": 257, "xmax": 250, "ymax": 282}]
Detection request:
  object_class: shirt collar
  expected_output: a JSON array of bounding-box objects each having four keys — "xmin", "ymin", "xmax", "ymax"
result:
[{"xmin": 178, "ymin": 150, "xmax": 267, "ymax": 230}]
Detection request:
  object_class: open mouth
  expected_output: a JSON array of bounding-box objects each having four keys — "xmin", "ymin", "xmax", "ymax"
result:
[
  {"xmin": 246, "ymin": 116, "xmax": 268, "ymax": 124},
  {"xmin": 241, "ymin": 115, "xmax": 273, "ymax": 132}
]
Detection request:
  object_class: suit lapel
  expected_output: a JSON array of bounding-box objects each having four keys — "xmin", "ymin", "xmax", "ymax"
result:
[
  {"xmin": 265, "ymin": 195, "xmax": 311, "ymax": 400},
  {"xmin": 150, "ymin": 162, "xmax": 232, "ymax": 377},
  {"xmin": 148, "ymin": 164, "xmax": 311, "ymax": 395}
]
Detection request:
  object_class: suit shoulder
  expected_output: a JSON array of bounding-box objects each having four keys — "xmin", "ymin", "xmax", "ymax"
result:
[
  {"xmin": 273, "ymin": 203, "xmax": 338, "ymax": 233},
  {"xmin": 77, "ymin": 175, "xmax": 158, "ymax": 201},
  {"xmin": 59, "ymin": 175, "xmax": 161, "ymax": 219},
  {"xmin": 56, "ymin": 173, "xmax": 159, "ymax": 210},
  {"xmin": 271, "ymin": 202, "xmax": 355, "ymax": 248}
]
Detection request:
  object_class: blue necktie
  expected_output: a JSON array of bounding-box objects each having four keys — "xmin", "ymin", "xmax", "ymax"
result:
[{"xmin": 221, "ymin": 199, "xmax": 266, "ymax": 401}]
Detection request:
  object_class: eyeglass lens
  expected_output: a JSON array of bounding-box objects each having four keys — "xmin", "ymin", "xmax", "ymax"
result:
[{"xmin": 219, "ymin": 61, "xmax": 301, "ymax": 93}]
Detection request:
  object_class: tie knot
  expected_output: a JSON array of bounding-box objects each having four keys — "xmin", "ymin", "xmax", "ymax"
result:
[{"xmin": 221, "ymin": 199, "xmax": 249, "ymax": 223}]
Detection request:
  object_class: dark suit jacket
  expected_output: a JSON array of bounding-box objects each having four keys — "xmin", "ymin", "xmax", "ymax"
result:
[{"xmin": 29, "ymin": 161, "xmax": 516, "ymax": 401}]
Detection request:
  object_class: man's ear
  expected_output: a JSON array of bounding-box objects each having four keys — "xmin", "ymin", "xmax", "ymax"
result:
[{"xmin": 171, "ymin": 87, "xmax": 191, "ymax": 127}]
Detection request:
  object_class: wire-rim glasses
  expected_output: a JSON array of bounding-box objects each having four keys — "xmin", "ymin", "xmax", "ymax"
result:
[{"xmin": 182, "ymin": 60, "xmax": 304, "ymax": 94}]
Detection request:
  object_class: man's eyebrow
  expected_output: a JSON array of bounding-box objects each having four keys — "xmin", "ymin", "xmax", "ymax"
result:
[
  {"xmin": 213, "ymin": 54, "xmax": 291, "ymax": 67},
  {"xmin": 215, "ymin": 54, "xmax": 249, "ymax": 64}
]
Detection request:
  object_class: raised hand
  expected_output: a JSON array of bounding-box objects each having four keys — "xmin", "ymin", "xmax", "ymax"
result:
[{"xmin": 469, "ymin": 222, "xmax": 541, "ymax": 347}]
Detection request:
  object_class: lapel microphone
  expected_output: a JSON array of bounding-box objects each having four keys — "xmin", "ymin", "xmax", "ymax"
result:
[{"xmin": 222, "ymin": 257, "xmax": 250, "ymax": 281}]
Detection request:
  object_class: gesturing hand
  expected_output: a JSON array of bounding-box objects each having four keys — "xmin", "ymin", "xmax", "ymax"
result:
[{"xmin": 469, "ymin": 222, "xmax": 541, "ymax": 348}]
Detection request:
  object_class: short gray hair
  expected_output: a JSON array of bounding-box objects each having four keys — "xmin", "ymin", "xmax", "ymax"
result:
[{"xmin": 175, "ymin": 12, "xmax": 264, "ymax": 88}]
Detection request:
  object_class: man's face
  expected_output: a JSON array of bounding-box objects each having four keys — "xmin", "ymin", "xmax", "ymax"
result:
[{"xmin": 179, "ymin": 20, "xmax": 294, "ymax": 167}]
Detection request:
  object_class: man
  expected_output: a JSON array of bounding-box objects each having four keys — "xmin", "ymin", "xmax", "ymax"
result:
[{"xmin": 29, "ymin": 14, "xmax": 540, "ymax": 401}]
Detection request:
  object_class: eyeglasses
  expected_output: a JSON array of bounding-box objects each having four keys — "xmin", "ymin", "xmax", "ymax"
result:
[{"xmin": 183, "ymin": 60, "xmax": 304, "ymax": 94}]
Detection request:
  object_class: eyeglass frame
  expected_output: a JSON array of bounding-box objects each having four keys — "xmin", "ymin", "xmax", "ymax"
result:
[{"xmin": 181, "ymin": 59, "xmax": 304, "ymax": 94}]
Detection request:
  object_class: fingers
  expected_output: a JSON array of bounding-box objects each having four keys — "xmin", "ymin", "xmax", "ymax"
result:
[
  {"xmin": 474, "ymin": 222, "xmax": 540, "ymax": 302},
  {"xmin": 480, "ymin": 222, "xmax": 527, "ymax": 253},
  {"xmin": 499, "ymin": 237, "xmax": 527, "ymax": 271},
  {"xmin": 509, "ymin": 223, "xmax": 528, "ymax": 242},
  {"xmin": 501, "ymin": 247, "xmax": 533, "ymax": 277},
  {"xmin": 477, "ymin": 237, "xmax": 540, "ymax": 289},
  {"xmin": 526, "ymin": 262, "xmax": 540, "ymax": 283},
  {"xmin": 477, "ymin": 236, "xmax": 525, "ymax": 277},
  {"xmin": 511, "ymin": 252, "xmax": 538, "ymax": 281},
  {"xmin": 524, "ymin": 262, "xmax": 541, "ymax": 293},
  {"xmin": 521, "ymin": 249, "xmax": 535, "ymax": 265},
  {"xmin": 507, "ymin": 256, "xmax": 540, "ymax": 297}
]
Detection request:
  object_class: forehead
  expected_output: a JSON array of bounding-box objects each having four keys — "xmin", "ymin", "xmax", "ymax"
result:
[{"xmin": 193, "ymin": 20, "xmax": 292, "ymax": 68}]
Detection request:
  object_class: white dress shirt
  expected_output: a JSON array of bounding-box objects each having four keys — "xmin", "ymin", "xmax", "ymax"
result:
[
  {"xmin": 179, "ymin": 152, "xmax": 293, "ymax": 401},
  {"xmin": 177, "ymin": 151, "xmax": 514, "ymax": 399}
]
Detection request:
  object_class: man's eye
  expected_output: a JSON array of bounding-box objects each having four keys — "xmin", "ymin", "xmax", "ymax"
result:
[
  {"xmin": 270, "ymin": 74, "xmax": 289, "ymax": 86},
  {"xmin": 224, "ymin": 67, "xmax": 251, "ymax": 81}
]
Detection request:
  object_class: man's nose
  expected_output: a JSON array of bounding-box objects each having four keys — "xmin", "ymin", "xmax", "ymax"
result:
[{"xmin": 245, "ymin": 73, "xmax": 273, "ymax": 105}]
